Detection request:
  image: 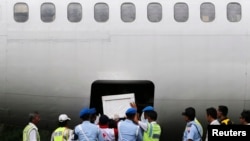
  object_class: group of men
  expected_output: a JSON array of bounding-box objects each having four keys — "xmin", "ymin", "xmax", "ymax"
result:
[
  {"xmin": 22, "ymin": 102, "xmax": 161, "ymax": 141},
  {"xmin": 182, "ymin": 105, "xmax": 250, "ymax": 141},
  {"xmin": 22, "ymin": 104, "xmax": 250, "ymax": 141}
]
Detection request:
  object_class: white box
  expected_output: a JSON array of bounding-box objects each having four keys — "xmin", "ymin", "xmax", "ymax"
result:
[{"xmin": 102, "ymin": 93, "xmax": 135, "ymax": 119}]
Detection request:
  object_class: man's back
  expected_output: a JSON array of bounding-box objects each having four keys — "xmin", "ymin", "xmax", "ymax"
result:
[
  {"xmin": 183, "ymin": 121, "xmax": 203, "ymax": 141},
  {"xmin": 99, "ymin": 127, "xmax": 116, "ymax": 141},
  {"xmin": 51, "ymin": 127, "xmax": 73, "ymax": 141},
  {"xmin": 143, "ymin": 122, "xmax": 161, "ymax": 141},
  {"xmin": 23, "ymin": 122, "xmax": 40, "ymax": 141},
  {"xmin": 118, "ymin": 119, "xmax": 142, "ymax": 141},
  {"xmin": 74, "ymin": 121, "xmax": 103, "ymax": 141}
]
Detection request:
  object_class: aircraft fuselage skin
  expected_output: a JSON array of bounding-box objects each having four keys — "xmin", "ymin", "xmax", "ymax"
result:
[{"xmin": 0, "ymin": 0, "xmax": 250, "ymax": 140}]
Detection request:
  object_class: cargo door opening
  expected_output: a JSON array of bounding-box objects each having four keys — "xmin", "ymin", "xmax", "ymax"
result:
[{"xmin": 90, "ymin": 80, "xmax": 154, "ymax": 117}]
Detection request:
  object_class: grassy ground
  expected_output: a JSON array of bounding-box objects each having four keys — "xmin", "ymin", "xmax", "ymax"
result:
[{"xmin": 0, "ymin": 124, "xmax": 51, "ymax": 141}]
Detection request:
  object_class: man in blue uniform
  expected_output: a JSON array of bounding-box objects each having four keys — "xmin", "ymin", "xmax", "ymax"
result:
[
  {"xmin": 182, "ymin": 107, "xmax": 203, "ymax": 141},
  {"xmin": 118, "ymin": 108, "xmax": 143, "ymax": 141},
  {"xmin": 73, "ymin": 108, "xmax": 104, "ymax": 141}
]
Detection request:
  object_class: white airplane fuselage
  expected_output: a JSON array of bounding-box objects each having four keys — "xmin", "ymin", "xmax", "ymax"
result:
[{"xmin": 0, "ymin": 0, "xmax": 250, "ymax": 140}]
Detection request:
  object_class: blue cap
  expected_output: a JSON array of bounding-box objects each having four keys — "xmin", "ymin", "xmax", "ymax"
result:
[
  {"xmin": 126, "ymin": 108, "xmax": 137, "ymax": 114},
  {"xmin": 142, "ymin": 106, "xmax": 154, "ymax": 112},
  {"xmin": 89, "ymin": 108, "xmax": 96, "ymax": 115},
  {"xmin": 79, "ymin": 108, "xmax": 90, "ymax": 117}
]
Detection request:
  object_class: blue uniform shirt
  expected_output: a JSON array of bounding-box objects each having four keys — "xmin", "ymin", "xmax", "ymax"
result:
[
  {"xmin": 118, "ymin": 119, "xmax": 143, "ymax": 141},
  {"xmin": 74, "ymin": 121, "xmax": 104, "ymax": 141},
  {"xmin": 183, "ymin": 120, "xmax": 203, "ymax": 141}
]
